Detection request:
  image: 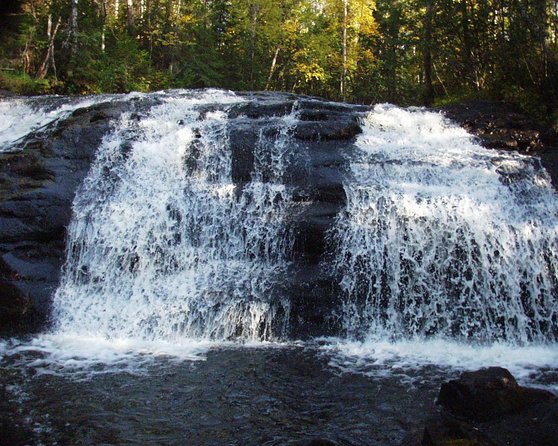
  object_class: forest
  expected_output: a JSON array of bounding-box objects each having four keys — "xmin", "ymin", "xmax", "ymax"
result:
[{"xmin": 0, "ymin": 0, "xmax": 557, "ymax": 124}]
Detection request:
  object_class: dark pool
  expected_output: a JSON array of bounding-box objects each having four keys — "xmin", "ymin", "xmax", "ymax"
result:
[{"xmin": 0, "ymin": 345, "xmax": 447, "ymax": 446}]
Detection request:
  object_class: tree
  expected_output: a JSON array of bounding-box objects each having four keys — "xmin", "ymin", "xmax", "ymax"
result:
[{"xmin": 1, "ymin": 0, "xmax": 556, "ymax": 125}]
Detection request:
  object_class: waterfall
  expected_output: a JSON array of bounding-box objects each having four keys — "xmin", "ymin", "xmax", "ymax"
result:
[
  {"xmin": 332, "ymin": 104, "xmax": 558, "ymax": 343},
  {"xmin": 51, "ymin": 90, "xmax": 297, "ymax": 342}
]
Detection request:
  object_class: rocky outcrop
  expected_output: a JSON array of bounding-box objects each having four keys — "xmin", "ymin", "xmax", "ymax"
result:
[
  {"xmin": 2, "ymin": 95, "xmax": 555, "ymax": 338},
  {"xmin": 220, "ymin": 93, "xmax": 368, "ymax": 337},
  {"xmin": 440, "ymin": 100, "xmax": 558, "ymax": 186},
  {"xmin": 440, "ymin": 101, "xmax": 555, "ymax": 151},
  {"xmin": 0, "ymin": 92, "xmax": 368, "ymax": 337},
  {"xmin": 404, "ymin": 367, "xmax": 558, "ymax": 446},
  {"xmin": 0, "ymin": 97, "xmax": 153, "ymax": 335}
]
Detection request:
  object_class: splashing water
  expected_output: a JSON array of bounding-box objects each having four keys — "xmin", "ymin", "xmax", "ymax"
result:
[
  {"xmin": 51, "ymin": 90, "xmax": 297, "ymax": 346},
  {"xmin": 332, "ymin": 104, "xmax": 558, "ymax": 344}
]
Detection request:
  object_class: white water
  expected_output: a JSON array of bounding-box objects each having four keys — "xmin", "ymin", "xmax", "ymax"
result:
[
  {"xmin": 49, "ymin": 90, "xmax": 296, "ymax": 352},
  {"xmin": 321, "ymin": 337, "xmax": 558, "ymax": 391},
  {"xmin": 0, "ymin": 335, "xmax": 212, "ymax": 379},
  {"xmin": 0, "ymin": 95, "xmax": 124, "ymax": 152},
  {"xmin": 332, "ymin": 104, "xmax": 558, "ymax": 343},
  {"xmin": 322, "ymin": 104, "xmax": 558, "ymax": 386}
]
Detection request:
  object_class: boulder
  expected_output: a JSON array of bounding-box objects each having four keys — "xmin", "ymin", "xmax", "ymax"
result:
[
  {"xmin": 437, "ymin": 367, "xmax": 554, "ymax": 422},
  {"xmin": 422, "ymin": 412, "xmax": 497, "ymax": 446},
  {"xmin": 409, "ymin": 368, "xmax": 558, "ymax": 446}
]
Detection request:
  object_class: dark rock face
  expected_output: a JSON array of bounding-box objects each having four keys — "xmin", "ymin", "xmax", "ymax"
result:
[
  {"xmin": 230, "ymin": 93, "xmax": 368, "ymax": 337},
  {"xmin": 412, "ymin": 367, "xmax": 558, "ymax": 446},
  {"xmin": 2, "ymin": 95, "xmax": 555, "ymax": 338},
  {"xmin": 440, "ymin": 101, "xmax": 556, "ymax": 151},
  {"xmin": 0, "ymin": 97, "xmax": 153, "ymax": 335},
  {"xmin": 0, "ymin": 92, "xmax": 367, "ymax": 337}
]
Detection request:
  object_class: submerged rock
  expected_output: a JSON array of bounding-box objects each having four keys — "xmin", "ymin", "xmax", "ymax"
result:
[
  {"xmin": 298, "ymin": 439, "xmax": 338, "ymax": 446},
  {"xmin": 422, "ymin": 413, "xmax": 497, "ymax": 446}
]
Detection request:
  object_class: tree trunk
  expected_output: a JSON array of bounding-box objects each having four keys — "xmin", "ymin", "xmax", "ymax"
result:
[
  {"xmin": 22, "ymin": 32, "xmax": 33, "ymax": 74},
  {"xmin": 534, "ymin": 0, "xmax": 549, "ymax": 82},
  {"xmin": 127, "ymin": 0, "xmax": 135, "ymax": 34},
  {"xmin": 423, "ymin": 0, "xmax": 434, "ymax": 106},
  {"xmin": 341, "ymin": 0, "xmax": 348, "ymax": 101},
  {"xmin": 250, "ymin": 3, "xmax": 259, "ymax": 90},
  {"xmin": 37, "ymin": 15, "xmax": 62, "ymax": 79},
  {"xmin": 100, "ymin": 0, "xmax": 107, "ymax": 52},
  {"xmin": 69, "ymin": 0, "xmax": 78, "ymax": 56},
  {"xmin": 165, "ymin": 0, "xmax": 173, "ymax": 72},
  {"xmin": 460, "ymin": 0, "xmax": 473, "ymax": 89},
  {"xmin": 265, "ymin": 46, "xmax": 280, "ymax": 90}
]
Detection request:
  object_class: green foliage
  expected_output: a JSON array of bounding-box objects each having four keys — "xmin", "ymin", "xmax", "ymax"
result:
[
  {"xmin": 91, "ymin": 36, "xmax": 159, "ymax": 93},
  {"xmin": 0, "ymin": 0, "xmax": 556, "ymax": 124},
  {"xmin": 0, "ymin": 71, "xmax": 53, "ymax": 95}
]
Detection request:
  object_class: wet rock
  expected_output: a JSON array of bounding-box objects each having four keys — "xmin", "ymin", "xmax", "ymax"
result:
[
  {"xmin": 439, "ymin": 100, "xmax": 558, "ymax": 187},
  {"xmin": 0, "ymin": 278, "xmax": 31, "ymax": 319},
  {"xmin": 0, "ymin": 258, "xmax": 43, "ymax": 336},
  {"xmin": 439, "ymin": 101, "xmax": 556, "ymax": 152},
  {"xmin": 298, "ymin": 439, "xmax": 338, "ymax": 446},
  {"xmin": 0, "ymin": 92, "xmax": 365, "ymax": 337},
  {"xmin": 222, "ymin": 95, "xmax": 362, "ymax": 337},
  {"xmin": 229, "ymin": 126, "xmax": 257, "ymax": 184},
  {"xmin": 422, "ymin": 412, "xmax": 497, "ymax": 446},
  {"xmin": 228, "ymin": 98, "xmax": 294, "ymax": 119},
  {"xmin": 437, "ymin": 367, "xmax": 554, "ymax": 422},
  {"xmin": 0, "ymin": 98, "xmax": 140, "ymax": 332},
  {"xmin": 410, "ymin": 368, "xmax": 558, "ymax": 446},
  {"xmin": 0, "ymin": 89, "xmax": 17, "ymax": 97},
  {"xmin": 294, "ymin": 118, "xmax": 361, "ymax": 141}
]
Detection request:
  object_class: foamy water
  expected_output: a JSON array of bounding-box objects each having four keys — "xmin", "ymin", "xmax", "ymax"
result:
[
  {"xmin": 1, "ymin": 98, "xmax": 557, "ymax": 388},
  {"xmin": 332, "ymin": 104, "xmax": 558, "ymax": 343},
  {"xmin": 320, "ymin": 337, "xmax": 558, "ymax": 392},
  {"xmin": 0, "ymin": 334, "xmax": 212, "ymax": 379},
  {"xmin": 51, "ymin": 89, "xmax": 297, "ymax": 343}
]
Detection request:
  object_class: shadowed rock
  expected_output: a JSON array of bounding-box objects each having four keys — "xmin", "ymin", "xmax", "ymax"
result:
[
  {"xmin": 0, "ymin": 98, "xmax": 145, "ymax": 334},
  {"xmin": 438, "ymin": 367, "xmax": 553, "ymax": 422},
  {"xmin": 439, "ymin": 100, "xmax": 558, "ymax": 187},
  {"xmin": 407, "ymin": 367, "xmax": 558, "ymax": 446}
]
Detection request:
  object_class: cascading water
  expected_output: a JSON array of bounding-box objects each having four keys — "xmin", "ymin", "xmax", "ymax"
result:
[
  {"xmin": 332, "ymin": 104, "xmax": 558, "ymax": 344},
  {"xmin": 0, "ymin": 94, "xmax": 121, "ymax": 151},
  {"xmin": 51, "ymin": 90, "xmax": 297, "ymax": 343}
]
